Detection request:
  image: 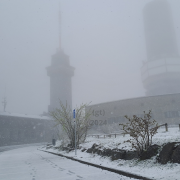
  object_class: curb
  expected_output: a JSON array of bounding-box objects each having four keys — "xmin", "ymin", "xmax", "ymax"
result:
[{"xmin": 40, "ymin": 149, "xmax": 153, "ymax": 180}]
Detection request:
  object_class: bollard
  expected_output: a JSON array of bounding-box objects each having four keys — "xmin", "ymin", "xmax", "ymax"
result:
[{"xmin": 165, "ymin": 123, "xmax": 168, "ymax": 132}]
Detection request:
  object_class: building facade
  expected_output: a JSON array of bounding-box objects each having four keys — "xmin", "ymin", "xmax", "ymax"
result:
[
  {"xmin": 0, "ymin": 112, "xmax": 54, "ymax": 146},
  {"xmin": 86, "ymin": 93, "xmax": 180, "ymax": 131}
]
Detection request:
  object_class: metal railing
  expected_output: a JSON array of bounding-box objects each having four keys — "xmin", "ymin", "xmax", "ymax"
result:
[
  {"xmin": 88, "ymin": 124, "xmax": 180, "ymax": 139},
  {"xmin": 87, "ymin": 133, "xmax": 122, "ymax": 139}
]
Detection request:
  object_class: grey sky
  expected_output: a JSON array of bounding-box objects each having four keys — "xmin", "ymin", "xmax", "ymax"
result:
[{"xmin": 0, "ymin": 0, "xmax": 180, "ymax": 115}]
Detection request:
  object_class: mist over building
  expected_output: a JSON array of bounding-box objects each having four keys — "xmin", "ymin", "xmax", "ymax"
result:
[
  {"xmin": 141, "ymin": 0, "xmax": 180, "ymax": 96},
  {"xmin": 88, "ymin": 0, "xmax": 180, "ymax": 129}
]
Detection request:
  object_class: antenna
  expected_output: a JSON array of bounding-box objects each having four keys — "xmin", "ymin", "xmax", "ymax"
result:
[
  {"xmin": 58, "ymin": 3, "xmax": 61, "ymax": 50},
  {"xmin": 2, "ymin": 85, "xmax": 7, "ymax": 112},
  {"xmin": 2, "ymin": 96, "xmax": 7, "ymax": 112}
]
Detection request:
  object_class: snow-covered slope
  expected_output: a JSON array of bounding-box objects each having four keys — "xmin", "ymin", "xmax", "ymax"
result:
[{"xmin": 40, "ymin": 126, "xmax": 180, "ymax": 180}]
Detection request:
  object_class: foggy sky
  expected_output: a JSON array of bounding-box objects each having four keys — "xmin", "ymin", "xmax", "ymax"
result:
[{"xmin": 0, "ymin": 0, "xmax": 180, "ymax": 115}]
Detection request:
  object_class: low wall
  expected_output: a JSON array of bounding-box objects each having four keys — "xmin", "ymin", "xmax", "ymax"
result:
[
  {"xmin": 86, "ymin": 93, "xmax": 180, "ymax": 132},
  {"xmin": 0, "ymin": 114, "xmax": 55, "ymax": 146}
]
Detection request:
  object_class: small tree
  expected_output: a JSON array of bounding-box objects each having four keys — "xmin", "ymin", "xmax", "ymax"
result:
[
  {"xmin": 50, "ymin": 101, "xmax": 91, "ymax": 148},
  {"xmin": 119, "ymin": 110, "xmax": 158, "ymax": 155}
]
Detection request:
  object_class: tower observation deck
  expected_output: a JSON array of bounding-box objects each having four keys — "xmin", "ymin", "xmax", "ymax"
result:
[{"xmin": 141, "ymin": 0, "xmax": 180, "ymax": 96}]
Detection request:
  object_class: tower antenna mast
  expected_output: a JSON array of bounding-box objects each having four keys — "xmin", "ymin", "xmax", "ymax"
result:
[
  {"xmin": 2, "ymin": 96, "xmax": 7, "ymax": 112},
  {"xmin": 2, "ymin": 86, "xmax": 7, "ymax": 112},
  {"xmin": 58, "ymin": 3, "xmax": 61, "ymax": 50}
]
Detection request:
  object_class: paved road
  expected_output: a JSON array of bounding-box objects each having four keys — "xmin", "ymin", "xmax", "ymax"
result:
[
  {"xmin": 0, "ymin": 145, "xmax": 136, "ymax": 180},
  {"xmin": 0, "ymin": 143, "xmax": 45, "ymax": 153}
]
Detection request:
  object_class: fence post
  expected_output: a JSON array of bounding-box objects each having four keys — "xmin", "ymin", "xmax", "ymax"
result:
[
  {"xmin": 165, "ymin": 123, "xmax": 168, "ymax": 132},
  {"xmin": 179, "ymin": 124, "xmax": 180, "ymax": 131}
]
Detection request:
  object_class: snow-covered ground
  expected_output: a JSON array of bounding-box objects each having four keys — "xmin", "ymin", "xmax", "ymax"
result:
[
  {"xmin": 41, "ymin": 127, "xmax": 180, "ymax": 180},
  {"xmin": 0, "ymin": 145, "xmax": 136, "ymax": 180}
]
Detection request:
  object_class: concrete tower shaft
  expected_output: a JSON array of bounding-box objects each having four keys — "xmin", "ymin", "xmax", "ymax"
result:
[
  {"xmin": 143, "ymin": 0, "xmax": 179, "ymax": 61},
  {"xmin": 47, "ymin": 49, "xmax": 74, "ymax": 112},
  {"xmin": 141, "ymin": 0, "xmax": 180, "ymax": 96}
]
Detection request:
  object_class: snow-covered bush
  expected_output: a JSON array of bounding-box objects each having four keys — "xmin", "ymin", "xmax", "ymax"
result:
[
  {"xmin": 50, "ymin": 101, "xmax": 91, "ymax": 148},
  {"xmin": 119, "ymin": 110, "xmax": 159, "ymax": 155}
]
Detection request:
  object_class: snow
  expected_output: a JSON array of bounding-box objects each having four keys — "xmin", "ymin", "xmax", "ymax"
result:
[
  {"xmin": 0, "ymin": 145, "xmax": 135, "ymax": 180},
  {"xmin": 41, "ymin": 126, "xmax": 180, "ymax": 180}
]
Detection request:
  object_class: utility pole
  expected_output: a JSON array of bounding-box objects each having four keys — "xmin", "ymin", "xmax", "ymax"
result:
[{"xmin": 73, "ymin": 109, "xmax": 77, "ymax": 155}]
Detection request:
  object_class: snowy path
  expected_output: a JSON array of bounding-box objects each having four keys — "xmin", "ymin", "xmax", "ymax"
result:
[
  {"xmin": 0, "ymin": 145, "xmax": 136, "ymax": 180},
  {"xmin": 0, "ymin": 143, "xmax": 46, "ymax": 153}
]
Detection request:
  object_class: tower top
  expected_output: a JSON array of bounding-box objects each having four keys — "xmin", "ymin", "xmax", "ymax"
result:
[{"xmin": 58, "ymin": 5, "xmax": 61, "ymax": 50}]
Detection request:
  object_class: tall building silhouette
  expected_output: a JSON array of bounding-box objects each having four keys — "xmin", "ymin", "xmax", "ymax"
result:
[
  {"xmin": 47, "ymin": 11, "xmax": 74, "ymax": 112},
  {"xmin": 141, "ymin": 0, "xmax": 180, "ymax": 96}
]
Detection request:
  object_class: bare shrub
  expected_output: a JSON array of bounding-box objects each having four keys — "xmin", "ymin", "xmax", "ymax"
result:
[
  {"xmin": 54, "ymin": 125, "xmax": 69, "ymax": 146},
  {"xmin": 50, "ymin": 101, "xmax": 91, "ymax": 148},
  {"xmin": 119, "ymin": 110, "xmax": 159, "ymax": 155}
]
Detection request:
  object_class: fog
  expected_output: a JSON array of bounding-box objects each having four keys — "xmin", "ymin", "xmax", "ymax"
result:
[{"xmin": 0, "ymin": 0, "xmax": 180, "ymax": 115}]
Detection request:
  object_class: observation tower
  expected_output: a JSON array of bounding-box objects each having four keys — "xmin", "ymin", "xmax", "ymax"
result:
[
  {"xmin": 47, "ymin": 11, "xmax": 74, "ymax": 112},
  {"xmin": 141, "ymin": 0, "xmax": 180, "ymax": 96}
]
